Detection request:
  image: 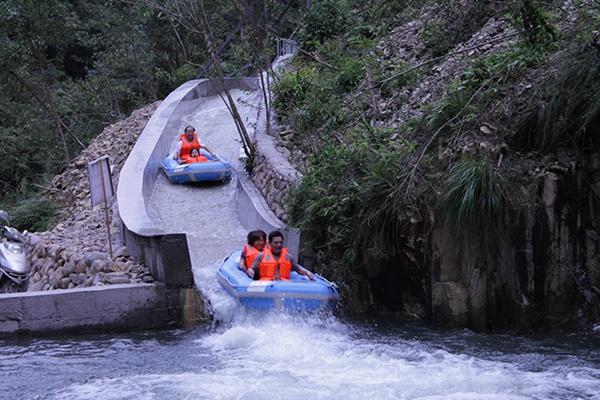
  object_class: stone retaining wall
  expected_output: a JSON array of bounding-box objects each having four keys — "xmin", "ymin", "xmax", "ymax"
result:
[
  {"xmin": 249, "ymin": 70, "xmax": 301, "ymax": 223},
  {"xmin": 251, "ymin": 148, "xmax": 299, "ymax": 222},
  {"xmin": 25, "ymin": 233, "xmax": 153, "ymax": 292}
]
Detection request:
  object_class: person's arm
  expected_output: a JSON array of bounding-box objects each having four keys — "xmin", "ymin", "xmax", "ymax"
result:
[
  {"xmin": 172, "ymin": 141, "xmax": 183, "ymax": 162},
  {"xmin": 239, "ymin": 248, "xmax": 247, "ymax": 270},
  {"xmin": 202, "ymin": 144, "xmax": 215, "ymax": 156},
  {"xmin": 246, "ymin": 253, "xmax": 264, "ymax": 278},
  {"xmin": 290, "ymin": 255, "xmax": 314, "ymax": 280}
]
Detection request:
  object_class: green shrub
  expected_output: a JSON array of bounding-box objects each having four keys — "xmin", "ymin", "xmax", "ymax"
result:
[
  {"xmin": 298, "ymin": 0, "xmax": 350, "ymax": 50},
  {"xmin": 272, "ymin": 66, "xmax": 317, "ymax": 119},
  {"xmin": 421, "ymin": 22, "xmax": 450, "ymax": 58},
  {"xmin": 466, "ymin": 44, "xmax": 547, "ymax": 84},
  {"xmin": 273, "ymin": 53, "xmax": 365, "ymax": 138},
  {"xmin": 170, "ymin": 64, "xmax": 197, "ymax": 88},
  {"xmin": 515, "ymin": 46, "xmax": 600, "ymax": 152},
  {"xmin": 511, "ymin": 0, "xmax": 557, "ymax": 47},
  {"xmin": 289, "ymin": 127, "xmax": 413, "ymax": 284},
  {"xmin": 334, "ymin": 56, "xmax": 366, "ymax": 93},
  {"xmin": 3, "ymin": 195, "xmax": 58, "ymax": 232}
]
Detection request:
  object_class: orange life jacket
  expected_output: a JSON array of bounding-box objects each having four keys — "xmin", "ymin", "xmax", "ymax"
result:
[
  {"xmin": 242, "ymin": 243, "xmax": 260, "ymax": 270},
  {"xmin": 183, "ymin": 155, "xmax": 208, "ymax": 164},
  {"xmin": 259, "ymin": 247, "xmax": 292, "ymax": 281},
  {"xmin": 179, "ymin": 133, "xmax": 202, "ymax": 162}
]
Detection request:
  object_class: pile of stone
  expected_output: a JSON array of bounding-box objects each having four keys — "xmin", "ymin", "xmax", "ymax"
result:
[
  {"xmin": 26, "ymin": 101, "xmax": 160, "ymax": 291},
  {"xmin": 49, "ymin": 101, "xmax": 160, "ymax": 214},
  {"xmin": 26, "ymin": 233, "xmax": 153, "ymax": 291}
]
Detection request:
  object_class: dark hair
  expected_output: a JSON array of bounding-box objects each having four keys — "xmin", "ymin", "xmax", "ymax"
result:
[
  {"xmin": 247, "ymin": 230, "xmax": 267, "ymax": 245},
  {"xmin": 268, "ymin": 230, "xmax": 284, "ymax": 242},
  {"xmin": 184, "ymin": 125, "xmax": 195, "ymax": 133}
]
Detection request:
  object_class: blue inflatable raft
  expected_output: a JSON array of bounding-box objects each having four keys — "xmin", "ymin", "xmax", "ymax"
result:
[
  {"xmin": 217, "ymin": 251, "xmax": 339, "ymax": 312},
  {"xmin": 160, "ymin": 151, "xmax": 232, "ymax": 184}
]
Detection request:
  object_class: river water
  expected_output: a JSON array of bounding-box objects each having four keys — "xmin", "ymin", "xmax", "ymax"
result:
[
  {"xmin": 1, "ymin": 92, "xmax": 599, "ymax": 400},
  {"xmin": 2, "ymin": 310, "xmax": 599, "ymax": 399}
]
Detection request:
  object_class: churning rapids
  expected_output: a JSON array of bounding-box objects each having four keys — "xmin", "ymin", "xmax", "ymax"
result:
[
  {"xmin": 2, "ymin": 306, "xmax": 599, "ymax": 399},
  {"xmin": 1, "ymin": 91, "xmax": 599, "ymax": 400}
]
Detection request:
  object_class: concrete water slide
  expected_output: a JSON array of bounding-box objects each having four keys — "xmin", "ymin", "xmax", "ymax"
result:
[
  {"xmin": 0, "ymin": 78, "xmax": 296, "ymax": 336},
  {"xmin": 117, "ymin": 78, "xmax": 299, "ymax": 322}
]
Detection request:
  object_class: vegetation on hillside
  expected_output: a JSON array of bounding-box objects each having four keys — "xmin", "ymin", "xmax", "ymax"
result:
[{"xmin": 273, "ymin": 0, "xmax": 600, "ymax": 312}]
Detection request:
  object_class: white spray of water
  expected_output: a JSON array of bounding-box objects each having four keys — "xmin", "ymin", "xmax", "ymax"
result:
[{"xmin": 54, "ymin": 310, "xmax": 600, "ymax": 400}]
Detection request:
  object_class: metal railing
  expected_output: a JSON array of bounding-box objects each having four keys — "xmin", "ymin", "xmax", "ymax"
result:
[{"xmin": 276, "ymin": 38, "xmax": 299, "ymax": 58}]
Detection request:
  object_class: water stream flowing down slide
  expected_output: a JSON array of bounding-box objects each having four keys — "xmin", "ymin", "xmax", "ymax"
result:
[
  {"xmin": 1, "ymin": 89, "xmax": 599, "ymax": 400},
  {"xmin": 147, "ymin": 88, "xmax": 257, "ymax": 321}
]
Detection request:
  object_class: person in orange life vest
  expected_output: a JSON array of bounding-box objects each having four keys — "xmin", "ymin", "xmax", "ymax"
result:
[
  {"xmin": 186, "ymin": 148, "xmax": 209, "ymax": 164},
  {"xmin": 246, "ymin": 230, "xmax": 314, "ymax": 281},
  {"xmin": 172, "ymin": 125, "xmax": 215, "ymax": 164},
  {"xmin": 239, "ymin": 230, "xmax": 267, "ymax": 272}
]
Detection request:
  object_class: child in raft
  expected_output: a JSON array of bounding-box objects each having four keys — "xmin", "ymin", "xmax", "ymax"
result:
[
  {"xmin": 184, "ymin": 148, "xmax": 209, "ymax": 164},
  {"xmin": 240, "ymin": 230, "xmax": 267, "ymax": 273}
]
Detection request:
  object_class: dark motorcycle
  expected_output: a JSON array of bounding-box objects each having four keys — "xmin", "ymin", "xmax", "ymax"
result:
[{"xmin": 0, "ymin": 210, "xmax": 30, "ymax": 293}]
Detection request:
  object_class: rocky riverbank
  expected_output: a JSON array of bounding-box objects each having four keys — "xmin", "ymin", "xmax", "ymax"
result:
[{"xmin": 25, "ymin": 102, "xmax": 160, "ymax": 291}]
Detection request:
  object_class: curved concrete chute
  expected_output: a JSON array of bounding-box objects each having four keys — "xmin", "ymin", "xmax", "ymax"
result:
[
  {"xmin": 118, "ymin": 78, "xmax": 259, "ymax": 239},
  {"xmin": 117, "ymin": 77, "xmax": 292, "ymax": 312}
]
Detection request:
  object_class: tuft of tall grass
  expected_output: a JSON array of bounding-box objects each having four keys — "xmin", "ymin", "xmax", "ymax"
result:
[{"xmin": 439, "ymin": 158, "xmax": 505, "ymax": 242}]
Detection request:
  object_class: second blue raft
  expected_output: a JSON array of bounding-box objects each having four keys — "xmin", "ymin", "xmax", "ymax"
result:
[
  {"xmin": 217, "ymin": 250, "xmax": 339, "ymax": 312},
  {"xmin": 160, "ymin": 151, "xmax": 232, "ymax": 184}
]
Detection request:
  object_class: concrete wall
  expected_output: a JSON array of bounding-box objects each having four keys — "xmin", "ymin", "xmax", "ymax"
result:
[{"xmin": 0, "ymin": 283, "xmax": 204, "ymax": 336}]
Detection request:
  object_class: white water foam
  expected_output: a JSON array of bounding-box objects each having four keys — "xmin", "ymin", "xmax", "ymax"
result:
[{"xmin": 53, "ymin": 313, "xmax": 600, "ymax": 400}]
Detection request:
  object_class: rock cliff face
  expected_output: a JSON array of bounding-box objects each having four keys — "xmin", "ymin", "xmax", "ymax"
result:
[
  {"xmin": 367, "ymin": 157, "xmax": 600, "ymax": 331},
  {"xmin": 431, "ymin": 159, "xmax": 600, "ymax": 330}
]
